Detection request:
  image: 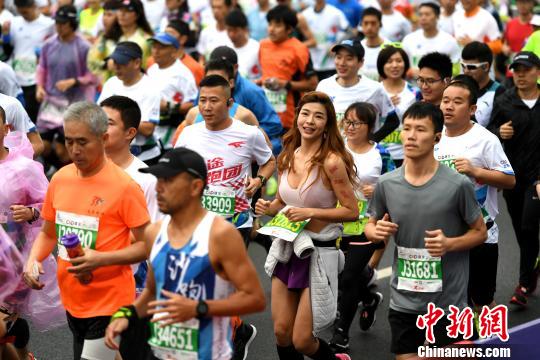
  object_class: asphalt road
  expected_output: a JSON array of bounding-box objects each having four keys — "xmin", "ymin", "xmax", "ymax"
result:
[{"xmin": 28, "ymin": 194, "xmax": 540, "ymax": 360}]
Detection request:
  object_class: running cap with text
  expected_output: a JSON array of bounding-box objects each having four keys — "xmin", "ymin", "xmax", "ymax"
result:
[
  {"xmin": 510, "ymin": 51, "xmax": 540, "ymax": 69},
  {"xmin": 332, "ymin": 39, "xmax": 365, "ymax": 60},
  {"xmin": 107, "ymin": 42, "xmax": 142, "ymax": 65},
  {"xmin": 140, "ymin": 147, "xmax": 207, "ymax": 180},
  {"xmin": 149, "ymin": 32, "xmax": 180, "ymax": 49},
  {"xmin": 210, "ymin": 46, "xmax": 238, "ymax": 66}
]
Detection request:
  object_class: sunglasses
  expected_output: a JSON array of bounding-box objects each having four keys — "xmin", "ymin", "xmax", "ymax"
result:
[
  {"xmin": 460, "ymin": 62, "xmax": 488, "ymax": 71},
  {"xmin": 382, "ymin": 42, "xmax": 403, "ymax": 49}
]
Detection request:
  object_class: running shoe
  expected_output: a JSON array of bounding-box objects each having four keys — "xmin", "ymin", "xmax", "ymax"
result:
[
  {"xmin": 509, "ymin": 285, "xmax": 528, "ymax": 307},
  {"xmin": 232, "ymin": 323, "xmax": 257, "ymax": 360},
  {"xmin": 329, "ymin": 328, "xmax": 349, "ymax": 353},
  {"xmin": 359, "ymin": 292, "xmax": 383, "ymax": 331},
  {"xmin": 335, "ymin": 354, "xmax": 351, "ymax": 360},
  {"xmin": 527, "ymin": 257, "xmax": 540, "ymax": 294}
]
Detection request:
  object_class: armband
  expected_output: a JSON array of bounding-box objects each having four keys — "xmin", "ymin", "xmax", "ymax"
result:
[{"xmin": 110, "ymin": 305, "xmax": 137, "ymax": 323}]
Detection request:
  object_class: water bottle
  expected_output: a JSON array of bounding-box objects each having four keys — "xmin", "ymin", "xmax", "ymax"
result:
[{"xmin": 60, "ymin": 233, "xmax": 93, "ymax": 284}]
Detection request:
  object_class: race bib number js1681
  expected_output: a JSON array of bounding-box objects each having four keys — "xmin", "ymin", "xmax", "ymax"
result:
[
  {"xmin": 257, "ymin": 206, "xmax": 310, "ymax": 242},
  {"xmin": 397, "ymin": 247, "xmax": 442, "ymax": 293},
  {"xmin": 148, "ymin": 315, "xmax": 199, "ymax": 360}
]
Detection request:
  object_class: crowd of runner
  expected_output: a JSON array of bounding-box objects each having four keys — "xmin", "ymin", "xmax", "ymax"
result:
[{"xmin": 0, "ymin": 0, "xmax": 539, "ymax": 359}]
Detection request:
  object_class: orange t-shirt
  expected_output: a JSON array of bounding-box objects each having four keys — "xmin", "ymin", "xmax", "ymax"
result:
[
  {"xmin": 181, "ymin": 53, "xmax": 204, "ymax": 86},
  {"xmin": 259, "ymin": 37, "xmax": 310, "ymax": 129},
  {"xmin": 41, "ymin": 160, "xmax": 150, "ymax": 318}
]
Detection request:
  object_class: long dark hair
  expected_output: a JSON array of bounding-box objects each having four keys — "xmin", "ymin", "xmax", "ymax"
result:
[
  {"xmin": 103, "ymin": 0, "xmax": 123, "ymax": 42},
  {"xmin": 278, "ymin": 91, "xmax": 357, "ymax": 188},
  {"xmin": 123, "ymin": 0, "xmax": 154, "ymax": 36}
]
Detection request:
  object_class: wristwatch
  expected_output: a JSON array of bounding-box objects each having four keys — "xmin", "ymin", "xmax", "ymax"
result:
[
  {"xmin": 196, "ymin": 300, "xmax": 209, "ymax": 319},
  {"xmin": 257, "ymin": 175, "xmax": 267, "ymax": 187}
]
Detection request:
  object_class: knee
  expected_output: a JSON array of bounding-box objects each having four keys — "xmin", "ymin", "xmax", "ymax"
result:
[
  {"xmin": 292, "ymin": 330, "xmax": 316, "ymax": 354},
  {"xmin": 273, "ymin": 321, "xmax": 293, "ymax": 346}
]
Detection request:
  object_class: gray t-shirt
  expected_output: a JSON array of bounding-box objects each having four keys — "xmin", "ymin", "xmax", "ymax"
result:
[{"xmin": 370, "ymin": 164, "xmax": 481, "ymax": 314}]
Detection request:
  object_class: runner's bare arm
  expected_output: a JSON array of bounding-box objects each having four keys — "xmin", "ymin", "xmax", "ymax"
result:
[
  {"xmin": 139, "ymin": 122, "xmax": 156, "ymax": 137},
  {"xmin": 27, "ymin": 131, "xmax": 44, "ymax": 157},
  {"xmin": 184, "ymin": 106, "xmax": 198, "ymax": 126},
  {"xmin": 255, "ymin": 174, "xmax": 286, "ymax": 216},
  {"xmin": 23, "ymin": 220, "xmax": 57, "ymax": 289},
  {"xmin": 236, "ymin": 105, "xmax": 259, "ymax": 126},
  {"xmin": 297, "ymin": 14, "xmax": 317, "ymax": 48}
]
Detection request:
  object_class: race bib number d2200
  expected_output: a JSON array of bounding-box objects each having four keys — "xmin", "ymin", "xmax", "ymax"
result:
[
  {"xmin": 55, "ymin": 211, "xmax": 99, "ymax": 261},
  {"xmin": 397, "ymin": 247, "xmax": 442, "ymax": 293},
  {"xmin": 201, "ymin": 186, "xmax": 235, "ymax": 218},
  {"xmin": 257, "ymin": 206, "xmax": 310, "ymax": 242},
  {"xmin": 148, "ymin": 316, "xmax": 199, "ymax": 360}
]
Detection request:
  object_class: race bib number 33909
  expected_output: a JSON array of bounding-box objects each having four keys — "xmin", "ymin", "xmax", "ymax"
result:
[{"xmin": 397, "ymin": 247, "xmax": 442, "ymax": 293}]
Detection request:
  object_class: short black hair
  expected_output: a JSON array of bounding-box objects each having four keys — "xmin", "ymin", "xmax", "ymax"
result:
[
  {"xmin": 344, "ymin": 102, "xmax": 377, "ymax": 133},
  {"xmin": 0, "ymin": 105, "xmax": 5, "ymax": 124},
  {"xmin": 403, "ymin": 102, "xmax": 444, "ymax": 133},
  {"xmin": 205, "ymin": 58, "xmax": 235, "ymax": 80},
  {"xmin": 361, "ymin": 7, "xmax": 382, "ymax": 24},
  {"xmin": 225, "ymin": 9, "xmax": 248, "ymax": 28},
  {"xmin": 418, "ymin": 52, "xmax": 452, "ymax": 79},
  {"xmin": 99, "ymin": 95, "xmax": 141, "ymax": 132},
  {"xmin": 447, "ymin": 74, "xmax": 479, "ymax": 105},
  {"xmin": 167, "ymin": 19, "xmax": 190, "ymax": 36},
  {"xmin": 267, "ymin": 5, "xmax": 298, "ymax": 29},
  {"xmin": 15, "ymin": 0, "xmax": 35, "ymax": 7},
  {"xmin": 419, "ymin": 2, "xmax": 440, "ymax": 17},
  {"xmin": 377, "ymin": 46, "xmax": 410, "ymax": 80},
  {"xmin": 461, "ymin": 41, "xmax": 493, "ymax": 66},
  {"xmin": 103, "ymin": 0, "xmax": 121, "ymax": 10},
  {"xmin": 199, "ymin": 74, "xmax": 232, "ymax": 97}
]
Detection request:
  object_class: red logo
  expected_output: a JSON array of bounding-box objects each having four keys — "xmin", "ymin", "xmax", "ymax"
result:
[{"xmin": 228, "ymin": 141, "xmax": 245, "ymax": 148}]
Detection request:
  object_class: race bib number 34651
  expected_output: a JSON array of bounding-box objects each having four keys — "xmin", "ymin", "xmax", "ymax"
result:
[
  {"xmin": 397, "ymin": 247, "xmax": 442, "ymax": 293},
  {"xmin": 148, "ymin": 316, "xmax": 199, "ymax": 360}
]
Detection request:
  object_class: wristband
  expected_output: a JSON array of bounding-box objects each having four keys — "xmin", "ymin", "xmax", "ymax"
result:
[
  {"xmin": 110, "ymin": 305, "xmax": 137, "ymax": 323},
  {"xmin": 257, "ymin": 175, "xmax": 267, "ymax": 187},
  {"xmin": 285, "ymin": 81, "xmax": 292, "ymax": 91},
  {"xmin": 27, "ymin": 207, "xmax": 40, "ymax": 224}
]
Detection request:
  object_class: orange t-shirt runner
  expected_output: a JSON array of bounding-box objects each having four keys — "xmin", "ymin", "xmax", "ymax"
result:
[
  {"xmin": 259, "ymin": 37, "xmax": 310, "ymax": 129},
  {"xmin": 41, "ymin": 160, "xmax": 150, "ymax": 318}
]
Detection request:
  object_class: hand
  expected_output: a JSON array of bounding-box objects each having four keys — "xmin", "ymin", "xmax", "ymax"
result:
[
  {"xmin": 283, "ymin": 207, "xmax": 313, "ymax": 222},
  {"xmin": 424, "ymin": 229, "xmax": 448, "ymax": 257},
  {"xmin": 9, "ymin": 205, "xmax": 33, "ymax": 222},
  {"xmin": 390, "ymin": 94, "xmax": 400, "ymax": 106},
  {"xmin": 362, "ymin": 185, "xmax": 375, "ymax": 199},
  {"xmin": 536, "ymin": 183, "xmax": 540, "ymax": 198},
  {"xmin": 147, "ymin": 289, "xmax": 197, "ymax": 326},
  {"xmin": 67, "ymin": 248, "xmax": 103, "ymax": 274},
  {"xmin": 457, "ymin": 35, "xmax": 472, "ymax": 47},
  {"xmin": 23, "ymin": 260, "xmax": 44, "ymax": 290},
  {"xmin": 499, "ymin": 121, "xmax": 513, "ymax": 140},
  {"xmin": 255, "ymin": 199, "xmax": 271, "ymax": 216},
  {"xmin": 245, "ymin": 177, "xmax": 262, "ymax": 199},
  {"xmin": 55, "ymin": 78, "xmax": 76, "ymax": 92},
  {"xmin": 104, "ymin": 318, "xmax": 129, "ymax": 350},
  {"xmin": 2, "ymin": 21, "xmax": 10, "ymax": 35},
  {"xmin": 36, "ymin": 86, "xmax": 46, "ymax": 103},
  {"xmin": 372, "ymin": 213, "xmax": 398, "ymax": 243},
  {"xmin": 453, "ymin": 158, "xmax": 478, "ymax": 178}
]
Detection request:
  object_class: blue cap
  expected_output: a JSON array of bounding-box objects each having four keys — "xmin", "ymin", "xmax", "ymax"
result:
[
  {"xmin": 107, "ymin": 41, "xmax": 143, "ymax": 65},
  {"xmin": 149, "ymin": 32, "xmax": 180, "ymax": 49}
]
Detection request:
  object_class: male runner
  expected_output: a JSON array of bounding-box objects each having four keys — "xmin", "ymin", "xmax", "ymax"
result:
[
  {"xmin": 365, "ymin": 102, "xmax": 487, "ymax": 359},
  {"xmin": 104, "ymin": 147, "xmax": 266, "ymax": 360},
  {"xmin": 417, "ymin": 52, "xmax": 452, "ymax": 106}
]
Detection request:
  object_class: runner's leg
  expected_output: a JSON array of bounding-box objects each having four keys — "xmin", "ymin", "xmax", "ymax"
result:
[{"xmin": 272, "ymin": 277, "xmax": 301, "ymax": 358}]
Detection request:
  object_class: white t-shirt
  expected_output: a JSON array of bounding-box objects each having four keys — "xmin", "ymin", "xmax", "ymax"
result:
[
  {"xmin": 439, "ymin": 13, "xmax": 454, "ymax": 36},
  {"xmin": 522, "ymin": 99, "xmax": 536, "ymax": 109},
  {"xmin": 141, "ymin": 0, "xmax": 166, "ymax": 31},
  {"xmin": 379, "ymin": 82, "xmax": 419, "ymax": 160},
  {"xmin": 452, "ymin": 7, "xmax": 500, "ymax": 43},
  {"xmin": 316, "ymin": 74, "xmax": 395, "ymax": 128},
  {"xmin": 380, "ymin": 11, "xmax": 412, "ymax": 42},
  {"xmin": 402, "ymin": 29, "xmax": 460, "ymax": 68},
  {"xmin": 0, "ymin": 93, "xmax": 34, "ymax": 133},
  {"xmin": 8, "ymin": 14, "xmax": 55, "ymax": 86},
  {"xmin": 360, "ymin": 38, "xmax": 388, "ymax": 81},
  {"xmin": 233, "ymin": 38, "xmax": 262, "ymax": 80},
  {"xmin": 346, "ymin": 142, "xmax": 382, "ymax": 200},
  {"xmin": 175, "ymin": 119, "xmax": 273, "ymax": 228},
  {"xmin": 98, "ymin": 75, "xmax": 161, "ymax": 161},
  {"xmin": 302, "ymin": 4, "xmax": 348, "ymax": 71},
  {"xmin": 124, "ymin": 156, "xmax": 162, "ymax": 222},
  {"xmin": 434, "ymin": 123, "xmax": 514, "ymax": 244},
  {"xmin": 475, "ymin": 81, "xmax": 502, "ymax": 127},
  {"xmin": 196, "ymin": 24, "xmax": 231, "ymax": 60},
  {"xmin": 0, "ymin": 61, "xmax": 23, "ymax": 99}
]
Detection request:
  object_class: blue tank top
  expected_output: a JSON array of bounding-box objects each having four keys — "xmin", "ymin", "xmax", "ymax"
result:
[
  {"xmin": 148, "ymin": 212, "xmax": 234, "ymax": 360},
  {"xmin": 195, "ymin": 102, "xmax": 239, "ymax": 123}
]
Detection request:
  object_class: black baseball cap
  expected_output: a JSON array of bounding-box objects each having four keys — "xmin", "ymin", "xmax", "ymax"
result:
[
  {"xmin": 332, "ymin": 39, "xmax": 365, "ymax": 61},
  {"xmin": 107, "ymin": 42, "xmax": 142, "ymax": 65},
  {"xmin": 210, "ymin": 46, "xmax": 238, "ymax": 66},
  {"xmin": 55, "ymin": 5, "xmax": 77, "ymax": 23},
  {"xmin": 510, "ymin": 51, "xmax": 540, "ymax": 69},
  {"xmin": 140, "ymin": 147, "xmax": 208, "ymax": 181}
]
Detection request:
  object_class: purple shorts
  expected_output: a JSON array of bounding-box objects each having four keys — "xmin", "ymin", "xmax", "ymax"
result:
[{"xmin": 273, "ymin": 253, "xmax": 310, "ymax": 290}]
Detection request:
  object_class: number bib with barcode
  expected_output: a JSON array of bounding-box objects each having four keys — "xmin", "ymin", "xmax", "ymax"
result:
[
  {"xmin": 257, "ymin": 207, "xmax": 310, "ymax": 242},
  {"xmin": 201, "ymin": 186, "xmax": 236, "ymax": 218},
  {"xmin": 397, "ymin": 247, "xmax": 442, "ymax": 293},
  {"xmin": 263, "ymin": 87, "xmax": 287, "ymax": 113},
  {"xmin": 339, "ymin": 200, "xmax": 368, "ymax": 236},
  {"xmin": 148, "ymin": 315, "xmax": 199, "ymax": 360},
  {"xmin": 55, "ymin": 211, "xmax": 99, "ymax": 261},
  {"xmin": 381, "ymin": 129, "xmax": 402, "ymax": 145},
  {"xmin": 13, "ymin": 57, "xmax": 37, "ymax": 82}
]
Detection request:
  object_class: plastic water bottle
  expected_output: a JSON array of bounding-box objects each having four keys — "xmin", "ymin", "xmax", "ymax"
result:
[{"xmin": 60, "ymin": 233, "xmax": 93, "ymax": 284}]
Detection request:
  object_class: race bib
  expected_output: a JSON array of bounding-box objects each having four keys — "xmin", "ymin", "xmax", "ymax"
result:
[
  {"xmin": 381, "ymin": 129, "xmax": 402, "ymax": 145},
  {"xmin": 56, "ymin": 211, "xmax": 99, "ymax": 261},
  {"xmin": 201, "ymin": 186, "xmax": 235, "ymax": 218},
  {"xmin": 148, "ymin": 315, "xmax": 199, "ymax": 360},
  {"xmin": 12, "ymin": 57, "xmax": 37, "ymax": 82},
  {"xmin": 263, "ymin": 87, "xmax": 287, "ymax": 113},
  {"xmin": 397, "ymin": 247, "xmax": 442, "ymax": 293},
  {"xmin": 339, "ymin": 200, "xmax": 369, "ymax": 236},
  {"xmin": 257, "ymin": 206, "xmax": 310, "ymax": 242}
]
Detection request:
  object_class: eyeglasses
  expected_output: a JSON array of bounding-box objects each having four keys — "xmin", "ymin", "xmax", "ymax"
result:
[
  {"xmin": 343, "ymin": 120, "xmax": 369, "ymax": 129},
  {"xmin": 382, "ymin": 42, "xmax": 403, "ymax": 49},
  {"xmin": 460, "ymin": 62, "xmax": 488, "ymax": 71},
  {"xmin": 416, "ymin": 77, "xmax": 443, "ymax": 86}
]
